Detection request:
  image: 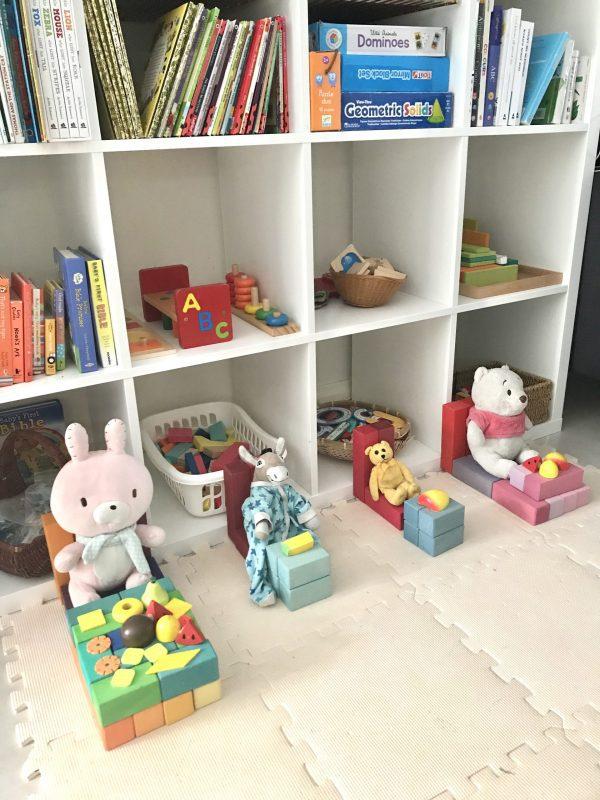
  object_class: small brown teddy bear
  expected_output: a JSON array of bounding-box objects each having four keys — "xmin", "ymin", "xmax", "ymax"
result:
[{"xmin": 365, "ymin": 440, "xmax": 420, "ymax": 506}]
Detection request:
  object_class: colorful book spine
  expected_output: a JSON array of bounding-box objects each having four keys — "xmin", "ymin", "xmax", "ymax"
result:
[
  {"xmin": 40, "ymin": 0, "xmax": 67, "ymax": 138},
  {"xmin": 240, "ymin": 17, "xmax": 270, "ymax": 135},
  {"xmin": 551, "ymin": 39, "xmax": 574, "ymax": 124},
  {"xmin": 54, "ymin": 248, "xmax": 98, "ymax": 373},
  {"xmin": 60, "ymin": 0, "xmax": 89, "ymax": 138},
  {"xmin": 10, "ymin": 291, "xmax": 23, "ymax": 382},
  {"xmin": 222, "ymin": 20, "xmax": 253, "ymax": 134},
  {"xmin": 253, "ymin": 20, "xmax": 278, "ymax": 133},
  {"xmin": 27, "ymin": 0, "xmax": 58, "ymax": 138},
  {"xmin": 483, "ymin": 6, "xmax": 502, "ymax": 126},
  {"xmin": 521, "ymin": 33, "xmax": 569, "ymax": 125},
  {"xmin": 258, "ymin": 25, "xmax": 278, "ymax": 134},
  {"xmin": 470, "ymin": 0, "xmax": 485, "ymax": 126},
  {"xmin": 0, "ymin": 274, "xmax": 12, "ymax": 385},
  {"xmin": 19, "ymin": 0, "xmax": 47, "ymax": 140},
  {"xmin": 50, "ymin": 0, "xmax": 77, "ymax": 135},
  {"xmin": 160, "ymin": 2, "xmax": 203, "ymax": 137},
  {"xmin": 508, "ymin": 20, "xmax": 534, "ymax": 126},
  {"xmin": 476, "ymin": 0, "xmax": 494, "ymax": 126},
  {"xmin": 44, "ymin": 316, "xmax": 55, "ymax": 374},
  {"xmin": 494, "ymin": 7, "xmax": 521, "ymax": 125},
  {"xmin": 571, "ymin": 55, "xmax": 590, "ymax": 123},
  {"xmin": 173, "ymin": 5, "xmax": 216, "ymax": 137},
  {"xmin": 79, "ymin": 249, "xmax": 116, "ymax": 368},
  {"xmin": 4, "ymin": 0, "xmax": 39, "ymax": 141},
  {"xmin": 277, "ymin": 16, "xmax": 289, "ymax": 133},
  {"xmin": 10, "ymin": 273, "xmax": 32, "ymax": 380},
  {"xmin": 0, "ymin": 4, "xmax": 24, "ymax": 141},
  {"xmin": 44, "ymin": 278, "xmax": 65, "ymax": 370},
  {"xmin": 230, "ymin": 18, "xmax": 265, "ymax": 134},
  {"xmin": 200, "ymin": 17, "xmax": 237, "ymax": 135},
  {"xmin": 185, "ymin": 16, "xmax": 223, "ymax": 136},
  {"xmin": 561, "ymin": 50, "xmax": 579, "ymax": 124},
  {"xmin": 207, "ymin": 19, "xmax": 243, "ymax": 136},
  {"xmin": 31, "ymin": 281, "xmax": 43, "ymax": 374}
]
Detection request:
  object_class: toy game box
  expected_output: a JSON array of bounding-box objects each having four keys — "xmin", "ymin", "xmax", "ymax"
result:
[
  {"xmin": 341, "ymin": 55, "xmax": 450, "ymax": 93},
  {"xmin": 310, "ymin": 22, "xmax": 447, "ymax": 57},
  {"xmin": 342, "ymin": 92, "xmax": 453, "ymax": 130}
]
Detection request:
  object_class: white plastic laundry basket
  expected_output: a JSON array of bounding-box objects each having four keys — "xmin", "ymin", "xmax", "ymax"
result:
[{"xmin": 141, "ymin": 402, "xmax": 276, "ymax": 518}]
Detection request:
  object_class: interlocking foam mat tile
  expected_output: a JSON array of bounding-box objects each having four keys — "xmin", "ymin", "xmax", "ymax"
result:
[{"xmin": 2, "ymin": 468, "xmax": 600, "ymax": 799}]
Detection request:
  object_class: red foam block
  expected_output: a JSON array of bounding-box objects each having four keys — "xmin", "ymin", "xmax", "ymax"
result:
[
  {"xmin": 441, "ymin": 398, "xmax": 474, "ymax": 473},
  {"xmin": 210, "ymin": 441, "xmax": 250, "ymax": 473},
  {"xmin": 223, "ymin": 457, "xmax": 253, "ymax": 558},
  {"xmin": 167, "ymin": 427, "xmax": 194, "ymax": 444},
  {"xmin": 492, "ymin": 480, "xmax": 550, "ymax": 526}
]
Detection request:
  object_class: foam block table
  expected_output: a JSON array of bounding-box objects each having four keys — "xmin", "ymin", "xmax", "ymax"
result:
[
  {"xmin": 493, "ymin": 477, "xmax": 591, "ymax": 526},
  {"xmin": 266, "ymin": 540, "xmax": 332, "ymax": 611},
  {"xmin": 403, "ymin": 495, "xmax": 465, "ymax": 557},
  {"xmin": 509, "ymin": 463, "xmax": 585, "ymax": 501},
  {"xmin": 68, "ymin": 581, "xmax": 221, "ymax": 749}
]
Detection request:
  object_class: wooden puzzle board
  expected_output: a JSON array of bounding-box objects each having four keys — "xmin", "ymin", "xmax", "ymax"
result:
[{"xmin": 2, "ymin": 467, "xmax": 600, "ymax": 799}]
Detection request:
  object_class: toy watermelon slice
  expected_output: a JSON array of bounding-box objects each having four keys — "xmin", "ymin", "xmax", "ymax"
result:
[
  {"xmin": 522, "ymin": 456, "xmax": 542, "ymax": 473},
  {"xmin": 175, "ymin": 617, "xmax": 205, "ymax": 646}
]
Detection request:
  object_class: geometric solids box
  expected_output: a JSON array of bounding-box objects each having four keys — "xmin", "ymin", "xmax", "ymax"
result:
[
  {"xmin": 403, "ymin": 495, "xmax": 465, "ymax": 557},
  {"xmin": 342, "ymin": 92, "xmax": 454, "ymax": 131},
  {"xmin": 69, "ymin": 581, "xmax": 220, "ymax": 749},
  {"xmin": 266, "ymin": 541, "xmax": 332, "ymax": 611},
  {"xmin": 508, "ymin": 462, "xmax": 585, "ymax": 500}
]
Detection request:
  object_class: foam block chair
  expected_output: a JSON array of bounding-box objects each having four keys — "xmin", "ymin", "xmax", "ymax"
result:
[
  {"xmin": 223, "ymin": 457, "xmax": 253, "ymax": 557},
  {"xmin": 353, "ymin": 419, "xmax": 404, "ymax": 530}
]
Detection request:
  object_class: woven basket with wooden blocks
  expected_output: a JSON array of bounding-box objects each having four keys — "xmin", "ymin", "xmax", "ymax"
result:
[
  {"xmin": 329, "ymin": 244, "xmax": 406, "ymax": 308},
  {"xmin": 317, "ymin": 401, "xmax": 411, "ymax": 461}
]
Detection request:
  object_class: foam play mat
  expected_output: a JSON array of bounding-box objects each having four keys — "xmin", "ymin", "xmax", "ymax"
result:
[{"xmin": 2, "ymin": 467, "xmax": 600, "ymax": 799}]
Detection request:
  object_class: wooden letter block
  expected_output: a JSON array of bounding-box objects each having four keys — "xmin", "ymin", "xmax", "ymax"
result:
[{"xmin": 174, "ymin": 284, "xmax": 233, "ymax": 349}]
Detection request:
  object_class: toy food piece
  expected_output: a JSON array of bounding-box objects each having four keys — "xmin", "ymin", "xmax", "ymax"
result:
[
  {"xmin": 155, "ymin": 614, "xmax": 181, "ymax": 643},
  {"xmin": 77, "ymin": 609, "xmax": 106, "ymax": 632},
  {"xmin": 539, "ymin": 460, "xmax": 559, "ymax": 479},
  {"xmin": 121, "ymin": 647, "xmax": 144, "ymax": 666},
  {"xmin": 418, "ymin": 490, "xmax": 450, "ymax": 512},
  {"xmin": 94, "ymin": 654, "xmax": 121, "ymax": 676},
  {"xmin": 146, "ymin": 648, "xmax": 200, "ymax": 674},
  {"xmin": 244, "ymin": 286, "xmax": 262, "ymax": 315},
  {"xmin": 281, "ymin": 532, "xmax": 314, "ymax": 556},
  {"xmin": 144, "ymin": 643, "xmax": 169, "ymax": 663},
  {"xmin": 87, "ymin": 635, "xmax": 111, "ymax": 655},
  {"xmin": 255, "ymin": 299, "xmax": 277, "ymax": 321},
  {"xmin": 522, "ymin": 455, "xmax": 543, "ymax": 473},
  {"xmin": 121, "ymin": 614, "xmax": 155, "ymax": 648},
  {"xmin": 266, "ymin": 311, "xmax": 289, "ymax": 327},
  {"xmin": 112, "ymin": 597, "xmax": 145, "ymax": 624},
  {"xmin": 111, "ymin": 668, "xmax": 135, "ymax": 688},
  {"xmin": 544, "ymin": 451, "xmax": 569, "ymax": 470},
  {"xmin": 141, "ymin": 580, "xmax": 170, "ymax": 608},
  {"xmin": 145, "ymin": 600, "xmax": 170, "ymax": 622},
  {"xmin": 175, "ymin": 616, "xmax": 205, "ymax": 646},
  {"xmin": 165, "ymin": 597, "xmax": 192, "ymax": 619}
]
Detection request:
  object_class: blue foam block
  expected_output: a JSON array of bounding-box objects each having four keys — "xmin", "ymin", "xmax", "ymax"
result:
[
  {"xmin": 155, "ymin": 642, "xmax": 220, "ymax": 701},
  {"xmin": 208, "ymin": 421, "xmax": 227, "ymax": 442},
  {"xmin": 403, "ymin": 497, "xmax": 420, "ymax": 528},
  {"xmin": 452, "ymin": 455, "xmax": 499, "ymax": 497},
  {"xmin": 266, "ymin": 542, "xmax": 330, "ymax": 591},
  {"xmin": 108, "ymin": 628, "xmax": 124, "ymax": 652},
  {"xmin": 403, "ymin": 520, "xmax": 419, "ymax": 546},
  {"xmin": 419, "ymin": 525, "xmax": 464, "ymax": 557},
  {"xmin": 279, "ymin": 575, "xmax": 332, "ymax": 611}
]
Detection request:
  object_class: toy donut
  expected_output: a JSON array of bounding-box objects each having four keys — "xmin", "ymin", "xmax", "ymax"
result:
[
  {"xmin": 317, "ymin": 425, "xmax": 334, "ymax": 438},
  {"xmin": 112, "ymin": 597, "xmax": 144, "ymax": 623},
  {"xmin": 316, "ymin": 407, "xmax": 351, "ymax": 425},
  {"xmin": 234, "ymin": 274, "xmax": 256, "ymax": 289},
  {"xmin": 353, "ymin": 408, "xmax": 373, "ymax": 423},
  {"xmin": 266, "ymin": 311, "xmax": 289, "ymax": 327}
]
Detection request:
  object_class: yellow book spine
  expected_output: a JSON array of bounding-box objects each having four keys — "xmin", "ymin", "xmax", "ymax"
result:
[
  {"xmin": 44, "ymin": 318, "xmax": 56, "ymax": 375},
  {"xmin": 87, "ymin": 259, "xmax": 117, "ymax": 368}
]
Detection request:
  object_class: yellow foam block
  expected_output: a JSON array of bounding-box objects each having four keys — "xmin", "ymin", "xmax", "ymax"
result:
[
  {"xmin": 121, "ymin": 648, "xmax": 144, "ymax": 666},
  {"xmin": 165, "ymin": 597, "xmax": 192, "ymax": 619},
  {"xmin": 193, "ymin": 679, "xmax": 222, "ymax": 710},
  {"xmin": 77, "ymin": 609, "xmax": 106, "ymax": 632},
  {"xmin": 146, "ymin": 648, "xmax": 200, "ymax": 674},
  {"xmin": 144, "ymin": 643, "xmax": 168, "ymax": 663},
  {"xmin": 281, "ymin": 532, "xmax": 314, "ymax": 557},
  {"xmin": 111, "ymin": 668, "xmax": 135, "ymax": 688}
]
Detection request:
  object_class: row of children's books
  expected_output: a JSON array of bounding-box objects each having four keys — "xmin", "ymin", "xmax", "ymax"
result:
[
  {"xmin": 471, "ymin": 2, "xmax": 588, "ymax": 127},
  {"xmin": 85, "ymin": 1, "xmax": 289, "ymax": 140},
  {"xmin": 0, "ymin": 247, "xmax": 115, "ymax": 385},
  {"xmin": 0, "ymin": 0, "xmax": 90, "ymax": 143}
]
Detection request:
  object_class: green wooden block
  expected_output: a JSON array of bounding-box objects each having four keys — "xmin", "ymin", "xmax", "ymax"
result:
[
  {"xmin": 463, "ymin": 218, "xmax": 478, "ymax": 231},
  {"xmin": 162, "ymin": 314, "xmax": 173, "ymax": 331},
  {"xmin": 71, "ymin": 613, "xmax": 120, "ymax": 645},
  {"xmin": 76, "ymin": 641, "xmax": 111, "ymax": 686},
  {"xmin": 461, "ymin": 243, "xmax": 495, "ymax": 255},
  {"xmin": 279, "ymin": 575, "xmax": 332, "ymax": 612},
  {"xmin": 119, "ymin": 577, "xmax": 175, "ymax": 602},
  {"xmin": 90, "ymin": 662, "xmax": 161, "ymax": 727},
  {"xmin": 461, "ymin": 256, "xmax": 497, "ymax": 266},
  {"xmin": 66, "ymin": 592, "xmax": 121, "ymax": 628},
  {"xmin": 208, "ymin": 421, "xmax": 227, "ymax": 441},
  {"xmin": 155, "ymin": 642, "xmax": 219, "ymax": 701},
  {"xmin": 462, "ymin": 264, "xmax": 518, "ymax": 287}
]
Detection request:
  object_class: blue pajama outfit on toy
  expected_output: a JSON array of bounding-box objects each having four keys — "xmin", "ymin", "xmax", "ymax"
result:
[{"xmin": 242, "ymin": 482, "xmax": 319, "ymax": 606}]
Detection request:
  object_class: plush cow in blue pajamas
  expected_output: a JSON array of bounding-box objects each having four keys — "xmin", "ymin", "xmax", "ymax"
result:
[{"xmin": 240, "ymin": 438, "xmax": 320, "ymax": 607}]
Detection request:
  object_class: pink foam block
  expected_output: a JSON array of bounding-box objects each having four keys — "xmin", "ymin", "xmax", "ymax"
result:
[
  {"xmin": 210, "ymin": 441, "xmax": 250, "ymax": 473},
  {"xmin": 509, "ymin": 462, "xmax": 584, "ymax": 501},
  {"xmin": 562, "ymin": 484, "xmax": 591, "ymax": 513},
  {"xmin": 492, "ymin": 480, "xmax": 550, "ymax": 526},
  {"xmin": 545, "ymin": 493, "xmax": 565, "ymax": 520}
]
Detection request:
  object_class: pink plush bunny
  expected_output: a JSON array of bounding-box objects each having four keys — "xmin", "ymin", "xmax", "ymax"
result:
[{"xmin": 50, "ymin": 419, "xmax": 165, "ymax": 607}]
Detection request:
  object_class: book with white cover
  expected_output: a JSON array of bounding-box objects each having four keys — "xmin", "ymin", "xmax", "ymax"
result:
[
  {"xmin": 551, "ymin": 38, "xmax": 574, "ymax": 124},
  {"xmin": 476, "ymin": 0, "xmax": 494, "ymax": 126},
  {"xmin": 561, "ymin": 50, "xmax": 579, "ymax": 124},
  {"xmin": 494, "ymin": 7, "xmax": 521, "ymax": 125},
  {"xmin": 508, "ymin": 20, "xmax": 534, "ymax": 126},
  {"xmin": 40, "ymin": 0, "xmax": 67, "ymax": 138},
  {"xmin": 570, "ymin": 54, "xmax": 590, "ymax": 123},
  {"xmin": 50, "ymin": 0, "xmax": 77, "ymax": 136},
  {"xmin": 60, "ymin": 0, "xmax": 90, "ymax": 137}
]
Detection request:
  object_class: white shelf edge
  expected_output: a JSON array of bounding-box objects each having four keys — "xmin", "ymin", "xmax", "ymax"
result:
[
  {"xmin": 456, "ymin": 283, "xmax": 569, "ymax": 313},
  {"xmin": 0, "ymin": 123, "xmax": 589, "ymax": 159},
  {"xmin": 0, "ymin": 366, "xmax": 130, "ymax": 405}
]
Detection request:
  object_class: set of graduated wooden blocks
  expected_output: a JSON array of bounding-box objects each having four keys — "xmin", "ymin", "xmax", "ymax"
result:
[{"xmin": 442, "ymin": 399, "xmax": 591, "ymax": 525}]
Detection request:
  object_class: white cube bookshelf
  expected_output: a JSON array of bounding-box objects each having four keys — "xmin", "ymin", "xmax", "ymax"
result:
[{"xmin": 0, "ymin": 0, "xmax": 599, "ymax": 607}]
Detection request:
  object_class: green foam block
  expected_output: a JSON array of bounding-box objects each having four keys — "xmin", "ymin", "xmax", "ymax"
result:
[{"xmin": 90, "ymin": 662, "xmax": 161, "ymax": 727}]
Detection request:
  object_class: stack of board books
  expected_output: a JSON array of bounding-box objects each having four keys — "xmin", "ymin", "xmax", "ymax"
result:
[
  {"xmin": 470, "ymin": 2, "xmax": 589, "ymax": 127},
  {"xmin": 309, "ymin": 21, "xmax": 453, "ymax": 131},
  {"xmin": 0, "ymin": 0, "xmax": 90, "ymax": 143},
  {"xmin": 0, "ymin": 247, "xmax": 115, "ymax": 386},
  {"xmin": 84, "ymin": 1, "xmax": 289, "ymax": 139}
]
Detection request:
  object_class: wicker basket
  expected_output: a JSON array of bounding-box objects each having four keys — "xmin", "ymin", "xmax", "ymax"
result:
[
  {"xmin": 453, "ymin": 362, "xmax": 553, "ymax": 425},
  {"xmin": 317, "ymin": 401, "xmax": 411, "ymax": 461},
  {"xmin": 329, "ymin": 270, "xmax": 405, "ymax": 308},
  {"xmin": 0, "ymin": 534, "xmax": 52, "ymax": 578}
]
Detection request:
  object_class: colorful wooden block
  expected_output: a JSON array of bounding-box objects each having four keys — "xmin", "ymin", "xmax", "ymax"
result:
[
  {"xmin": 353, "ymin": 419, "xmax": 393, "ymax": 503},
  {"xmin": 266, "ymin": 542, "xmax": 331, "ymax": 592},
  {"xmin": 163, "ymin": 691, "xmax": 195, "ymax": 725},
  {"xmin": 90, "ymin": 662, "xmax": 162, "ymax": 727},
  {"xmin": 208, "ymin": 420, "xmax": 228, "ymax": 441},
  {"xmin": 163, "ymin": 442, "xmax": 192, "ymax": 465},
  {"xmin": 185, "ymin": 451, "xmax": 207, "ymax": 475},
  {"xmin": 108, "ymin": 628, "xmax": 124, "ymax": 652},
  {"xmin": 193, "ymin": 429, "xmax": 239, "ymax": 457},
  {"xmin": 167, "ymin": 427, "xmax": 194, "ymax": 443},
  {"xmin": 441, "ymin": 398, "xmax": 473, "ymax": 473},
  {"xmin": 278, "ymin": 575, "xmax": 333, "ymax": 612},
  {"xmin": 65, "ymin": 592, "xmax": 120, "ymax": 628},
  {"xmin": 174, "ymin": 283, "xmax": 233, "ymax": 349},
  {"xmin": 155, "ymin": 643, "xmax": 219, "ymax": 701},
  {"xmin": 508, "ymin": 462, "xmax": 584, "ymax": 501},
  {"xmin": 452, "ymin": 455, "xmax": 500, "ymax": 497},
  {"xmin": 139, "ymin": 264, "xmax": 190, "ymax": 323},
  {"xmin": 419, "ymin": 525, "xmax": 464, "ymax": 557},
  {"xmin": 98, "ymin": 715, "xmax": 136, "ymax": 751},
  {"xmin": 492, "ymin": 480, "xmax": 550, "ymax": 525},
  {"xmin": 193, "ymin": 678, "xmax": 222, "ymax": 710},
  {"xmin": 133, "ymin": 702, "xmax": 165, "ymax": 737}
]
